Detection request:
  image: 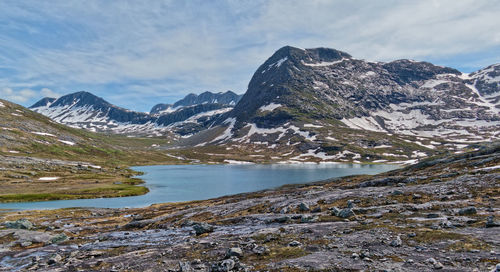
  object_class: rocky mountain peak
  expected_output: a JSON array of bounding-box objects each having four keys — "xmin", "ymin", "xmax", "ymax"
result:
[
  {"xmin": 217, "ymin": 45, "xmax": 500, "ymax": 150},
  {"xmin": 48, "ymin": 91, "xmax": 112, "ymax": 109},
  {"xmin": 29, "ymin": 97, "xmax": 56, "ymax": 108},
  {"xmin": 150, "ymin": 91, "xmax": 241, "ymax": 114},
  {"xmin": 470, "ymin": 63, "xmax": 500, "ymax": 96}
]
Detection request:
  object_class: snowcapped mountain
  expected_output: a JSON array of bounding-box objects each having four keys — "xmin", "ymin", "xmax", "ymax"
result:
[
  {"xmin": 30, "ymin": 91, "xmax": 239, "ymax": 137},
  {"xmin": 29, "ymin": 46, "xmax": 500, "ymax": 163},
  {"xmin": 150, "ymin": 91, "xmax": 242, "ymax": 114},
  {"xmin": 190, "ymin": 46, "xmax": 499, "ymax": 163}
]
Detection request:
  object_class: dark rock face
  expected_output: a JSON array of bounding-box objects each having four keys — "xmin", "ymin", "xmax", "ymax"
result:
[
  {"xmin": 232, "ymin": 46, "xmax": 497, "ymax": 123},
  {"xmin": 470, "ymin": 64, "xmax": 500, "ymax": 96},
  {"xmin": 382, "ymin": 59, "xmax": 460, "ymax": 85}
]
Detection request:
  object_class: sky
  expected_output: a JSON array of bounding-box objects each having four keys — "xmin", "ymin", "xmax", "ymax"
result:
[{"xmin": 1, "ymin": 0, "xmax": 500, "ymax": 112}]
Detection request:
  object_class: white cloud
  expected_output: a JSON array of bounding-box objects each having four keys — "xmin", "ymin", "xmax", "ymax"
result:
[
  {"xmin": 1, "ymin": 88, "xmax": 37, "ymax": 103},
  {"xmin": 0, "ymin": 87, "xmax": 60, "ymax": 104},
  {"xmin": 0, "ymin": 0, "xmax": 499, "ymax": 110},
  {"xmin": 40, "ymin": 88, "xmax": 61, "ymax": 98}
]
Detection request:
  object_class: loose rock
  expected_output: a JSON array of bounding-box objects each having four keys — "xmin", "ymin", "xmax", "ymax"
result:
[
  {"xmin": 3, "ymin": 219, "xmax": 33, "ymax": 230},
  {"xmin": 226, "ymin": 247, "xmax": 243, "ymax": 258},
  {"xmin": 192, "ymin": 222, "xmax": 214, "ymax": 236},
  {"xmin": 298, "ymin": 202, "xmax": 310, "ymax": 212},
  {"xmin": 458, "ymin": 206, "xmax": 477, "ymax": 215},
  {"xmin": 390, "ymin": 235, "xmax": 402, "ymax": 247},
  {"xmin": 337, "ymin": 208, "xmax": 355, "ymax": 218},
  {"xmin": 289, "ymin": 240, "xmax": 302, "ymax": 247}
]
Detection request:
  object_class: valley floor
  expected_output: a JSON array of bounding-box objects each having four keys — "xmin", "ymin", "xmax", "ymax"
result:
[
  {"xmin": 0, "ymin": 143, "xmax": 499, "ymax": 271},
  {"xmin": 0, "ymin": 155, "xmax": 148, "ymax": 203}
]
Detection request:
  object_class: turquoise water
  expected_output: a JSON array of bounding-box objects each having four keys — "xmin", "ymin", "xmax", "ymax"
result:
[{"xmin": 0, "ymin": 163, "xmax": 398, "ymax": 210}]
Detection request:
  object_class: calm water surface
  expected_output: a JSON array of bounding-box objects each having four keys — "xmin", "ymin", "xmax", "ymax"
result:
[{"xmin": 0, "ymin": 163, "xmax": 398, "ymax": 210}]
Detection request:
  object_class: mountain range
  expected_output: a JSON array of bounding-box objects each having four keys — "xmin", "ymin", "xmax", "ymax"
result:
[
  {"xmin": 30, "ymin": 91, "xmax": 241, "ymax": 137},
  {"xmin": 29, "ymin": 46, "xmax": 500, "ymax": 163}
]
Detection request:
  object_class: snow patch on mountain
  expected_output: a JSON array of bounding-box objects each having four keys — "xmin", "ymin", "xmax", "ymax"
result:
[
  {"xmin": 301, "ymin": 58, "xmax": 346, "ymax": 67},
  {"xmin": 32, "ymin": 132, "xmax": 56, "ymax": 137},
  {"xmin": 341, "ymin": 117, "xmax": 385, "ymax": 132},
  {"xmin": 58, "ymin": 140, "xmax": 76, "ymax": 145},
  {"xmin": 259, "ymin": 103, "xmax": 282, "ymax": 112},
  {"xmin": 262, "ymin": 57, "xmax": 288, "ymax": 73},
  {"xmin": 176, "ymin": 107, "xmax": 233, "ymax": 125},
  {"xmin": 211, "ymin": 118, "xmax": 236, "ymax": 143}
]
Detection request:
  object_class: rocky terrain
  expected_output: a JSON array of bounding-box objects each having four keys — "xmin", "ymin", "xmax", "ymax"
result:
[
  {"xmin": 30, "ymin": 91, "xmax": 241, "ymax": 137},
  {"xmin": 0, "ymin": 142, "xmax": 498, "ymax": 271}
]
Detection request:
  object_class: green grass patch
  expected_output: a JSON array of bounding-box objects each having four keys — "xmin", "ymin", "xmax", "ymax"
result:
[
  {"xmin": 0, "ymin": 193, "xmax": 79, "ymax": 202},
  {"xmin": 0, "ymin": 184, "xmax": 149, "ymax": 203}
]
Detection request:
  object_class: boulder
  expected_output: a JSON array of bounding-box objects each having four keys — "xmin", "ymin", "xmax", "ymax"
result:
[
  {"xmin": 486, "ymin": 216, "xmax": 500, "ymax": 228},
  {"xmin": 426, "ymin": 257, "xmax": 444, "ymax": 270},
  {"xmin": 300, "ymin": 215, "xmax": 318, "ymax": 223},
  {"xmin": 50, "ymin": 233, "xmax": 68, "ymax": 244},
  {"xmin": 330, "ymin": 207, "xmax": 340, "ymax": 216},
  {"xmin": 390, "ymin": 235, "xmax": 402, "ymax": 247},
  {"xmin": 298, "ymin": 202, "xmax": 310, "ymax": 212},
  {"xmin": 192, "ymin": 222, "xmax": 214, "ymax": 236},
  {"xmin": 337, "ymin": 208, "xmax": 355, "ymax": 218},
  {"xmin": 274, "ymin": 216, "xmax": 290, "ymax": 223},
  {"xmin": 179, "ymin": 261, "xmax": 194, "ymax": 272},
  {"xmin": 226, "ymin": 247, "xmax": 243, "ymax": 258},
  {"xmin": 3, "ymin": 219, "xmax": 33, "ymax": 230},
  {"xmin": 458, "ymin": 207, "xmax": 477, "ymax": 215},
  {"xmin": 311, "ymin": 206, "xmax": 322, "ymax": 213},
  {"xmin": 47, "ymin": 253, "xmax": 63, "ymax": 265},
  {"xmin": 252, "ymin": 245, "xmax": 269, "ymax": 255}
]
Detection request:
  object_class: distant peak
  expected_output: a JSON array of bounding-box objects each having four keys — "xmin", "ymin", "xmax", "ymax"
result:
[
  {"xmin": 305, "ymin": 47, "xmax": 352, "ymax": 59},
  {"xmin": 69, "ymin": 91, "xmax": 95, "ymax": 96},
  {"xmin": 49, "ymin": 91, "xmax": 110, "ymax": 108},
  {"xmin": 30, "ymin": 97, "xmax": 57, "ymax": 108},
  {"xmin": 266, "ymin": 46, "xmax": 351, "ymax": 66}
]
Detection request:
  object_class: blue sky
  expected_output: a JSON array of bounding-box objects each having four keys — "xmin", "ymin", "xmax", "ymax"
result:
[{"xmin": 1, "ymin": 0, "xmax": 500, "ymax": 112}]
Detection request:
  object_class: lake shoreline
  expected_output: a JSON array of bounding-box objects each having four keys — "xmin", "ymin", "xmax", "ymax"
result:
[
  {"xmin": 1, "ymin": 145, "xmax": 497, "ymax": 271},
  {"xmin": 0, "ymin": 163, "xmax": 398, "ymax": 210}
]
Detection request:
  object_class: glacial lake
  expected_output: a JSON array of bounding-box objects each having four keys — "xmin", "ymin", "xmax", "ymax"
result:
[{"xmin": 0, "ymin": 163, "xmax": 398, "ymax": 210}]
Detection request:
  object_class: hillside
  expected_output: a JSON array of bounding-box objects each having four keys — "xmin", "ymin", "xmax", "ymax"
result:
[{"xmin": 0, "ymin": 99, "xmax": 181, "ymax": 202}]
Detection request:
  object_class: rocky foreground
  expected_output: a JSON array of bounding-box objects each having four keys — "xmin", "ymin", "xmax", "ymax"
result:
[{"xmin": 0, "ymin": 144, "xmax": 499, "ymax": 271}]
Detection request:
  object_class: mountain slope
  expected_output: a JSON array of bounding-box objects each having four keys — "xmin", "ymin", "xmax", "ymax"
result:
[
  {"xmin": 30, "ymin": 91, "xmax": 240, "ymax": 137},
  {"xmin": 191, "ymin": 46, "xmax": 499, "ymax": 163},
  {"xmin": 150, "ymin": 90, "xmax": 242, "ymax": 114},
  {"xmin": 0, "ymin": 98, "xmax": 180, "ymax": 202}
]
